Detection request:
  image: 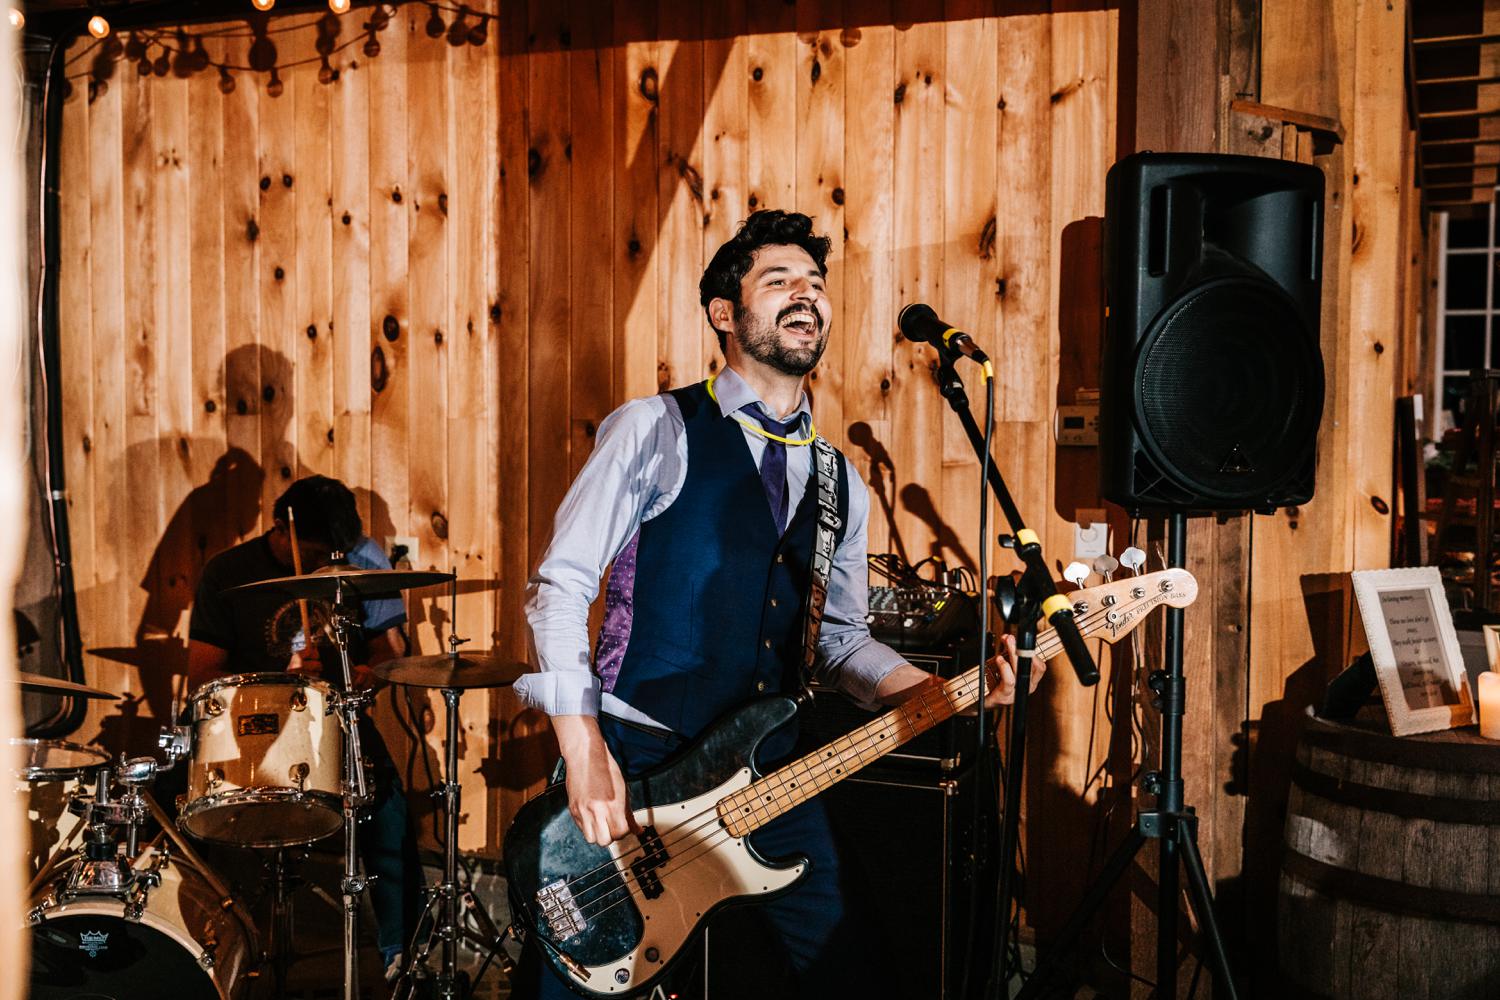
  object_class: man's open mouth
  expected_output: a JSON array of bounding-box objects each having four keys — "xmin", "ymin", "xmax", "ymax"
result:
[{"xmin": 779, "ymin": 309, "xmax": 820, "ymax": 335}]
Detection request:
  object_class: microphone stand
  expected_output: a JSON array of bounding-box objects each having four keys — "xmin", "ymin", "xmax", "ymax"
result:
[{"xmin": 928, "ymin": 354, "xmax": 1098, "ymax": 1000}]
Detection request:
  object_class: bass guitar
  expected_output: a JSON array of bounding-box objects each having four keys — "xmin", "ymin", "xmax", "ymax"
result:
[{"xmin": 504, "ymin": 568, "xmax": 1197, "ymax": 996}]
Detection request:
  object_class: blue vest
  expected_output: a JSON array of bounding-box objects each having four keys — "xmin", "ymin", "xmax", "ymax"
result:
[{"xmin": 607, "ymin": 381, "xmax": 851, "ymax": 738}]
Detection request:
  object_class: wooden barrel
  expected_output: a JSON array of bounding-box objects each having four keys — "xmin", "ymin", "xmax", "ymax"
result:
[{"xmin": 1278, "ymin": 713, "xmax": 1500, "ymax": 999}]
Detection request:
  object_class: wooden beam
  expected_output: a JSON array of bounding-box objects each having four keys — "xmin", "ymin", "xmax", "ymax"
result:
[
  {"xmin": 1424, "ymin": 179, "xmax": 1499, "ymax": 189},
  {"xmin": 1419, "ymin": 107, "xmax": 1500, "ymax": 121},
  {"xmin": 1228, "ymin": 98, "xmax": 1345, "ymax": 143},
  {"xmin": 1416, "ymin": 73, "xmax": 1500, "ymax": 86},
  {"xmin": 1422, "ymin": 161, "xmax": 1500, "ymax": 172},
  {"xmin": 1412, "ymin": 31, "xmax": 1500, "ymax": 48},
  {"xmin": 1421, "ymin": 136, "xmax": 1500, "ymax": 147}
]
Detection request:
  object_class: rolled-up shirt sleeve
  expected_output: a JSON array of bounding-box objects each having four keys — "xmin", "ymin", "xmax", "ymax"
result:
[
  {"xmin": 815, "ymin": 455, "xmax": 908, "ymax": 707},
  {"xmin": 516, "ymin": 396, "xmax": 677, "ymax": 717}
]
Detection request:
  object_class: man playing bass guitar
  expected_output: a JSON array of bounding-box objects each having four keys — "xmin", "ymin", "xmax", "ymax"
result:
[{"xmin": 513, "ymin": 210, "xmax": 1037, "ymax": 998}]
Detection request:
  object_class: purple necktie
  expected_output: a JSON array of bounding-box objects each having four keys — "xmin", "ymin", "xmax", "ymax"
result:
[{"xmin": 741, "ymin": 405, "xmax": 804, "ymax": 535}]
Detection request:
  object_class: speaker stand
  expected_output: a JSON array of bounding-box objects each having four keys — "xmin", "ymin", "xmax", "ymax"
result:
[{"xmin": 1012, "ymin": 514, "xmax": 1239, "ymax": 1000}]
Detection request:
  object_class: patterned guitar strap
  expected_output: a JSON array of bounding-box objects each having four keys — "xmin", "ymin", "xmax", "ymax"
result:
[{"xmin": 796, "ymin": 436, "xmax": 842, "ymax": 704}]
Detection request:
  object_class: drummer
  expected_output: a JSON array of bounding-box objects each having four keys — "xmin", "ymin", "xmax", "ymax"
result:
[{"xmin": 185, "ymin": 474, "xmax": 423, "ymax": 983}]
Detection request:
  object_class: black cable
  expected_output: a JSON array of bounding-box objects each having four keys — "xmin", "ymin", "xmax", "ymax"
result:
[{"xmin": 957, "ymin": 370, "xmax": 995, "ymax": 1000}]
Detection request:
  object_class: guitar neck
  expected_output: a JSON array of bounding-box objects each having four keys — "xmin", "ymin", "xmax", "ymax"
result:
[{"xmin": 717, "ymin": 628, "xmax": 1065, "ymax": 838}]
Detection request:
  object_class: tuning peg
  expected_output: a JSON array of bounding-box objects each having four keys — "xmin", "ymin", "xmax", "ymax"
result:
[
  {"xmin": 1063, "ymin": 561, "xmax": 1092, "ymax": 587},
  {"xmin": 1119, "ymin": 547, "xmax": 1146, "ymax": 574},
  {"xmin": 1092, "ymin": 554, "xmax": 1119, "ymax": 580}
]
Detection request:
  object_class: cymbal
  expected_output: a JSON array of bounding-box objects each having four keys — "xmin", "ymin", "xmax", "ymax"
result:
[
  {"xmin": 9, "ymin": 738, "xmax": 111, "ymax": 781},
  {"xmin": 16, "ymin": 670, "xmax": 119, "ymax": 700},
  {"xmin": 373, "ymin": 654, "xmax": 527, "ymax": 689},
  {"xmin": 224, "ymin": 565, "xmax": 455, "ymax": 599}
]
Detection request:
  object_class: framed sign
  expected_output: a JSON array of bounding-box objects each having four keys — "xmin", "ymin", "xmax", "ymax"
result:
[{"xmin": 1352, "ymin": 567, "xmax": 1475, "ymax": 736}]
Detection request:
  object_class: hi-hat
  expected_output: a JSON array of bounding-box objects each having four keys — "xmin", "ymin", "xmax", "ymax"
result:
[
  {"xmin": 225, "ymin": 566, "xmax": 455, "ymax": 600},
  {"xmin": 373, "ymin": 654, "xmax": 526, "ymax": 689},
  {"xmin": 16, "ymin": 670, "xmax": 119, "ymax": 700}
]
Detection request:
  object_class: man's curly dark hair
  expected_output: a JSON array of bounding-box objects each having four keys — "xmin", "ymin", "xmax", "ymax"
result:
[
  {"xmin": 273, "ymin": 475, "xmax": 362, "ymax": 554},
  {"xmin": 699, "ymin": 210, "xmax": 832, "ymax": 353}
]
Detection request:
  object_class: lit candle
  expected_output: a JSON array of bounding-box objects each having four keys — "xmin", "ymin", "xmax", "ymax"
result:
[{"xmin": 1480, "ymin": 672, "xmax": 1500, "ymax": 740}]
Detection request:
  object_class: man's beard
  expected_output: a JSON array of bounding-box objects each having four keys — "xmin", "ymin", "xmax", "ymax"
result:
[{"xmin": 732, "ymin": 302, "xmax": 828, "ymax": 376}]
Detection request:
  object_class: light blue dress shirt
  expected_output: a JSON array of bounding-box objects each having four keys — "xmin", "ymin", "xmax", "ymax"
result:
[{"xmin": 517, "ymin": 367, "xmax": 907, "ymax": 730}]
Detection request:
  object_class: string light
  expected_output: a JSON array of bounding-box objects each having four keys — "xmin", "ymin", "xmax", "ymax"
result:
[
  {"xmin": 329, "ymin": 0, "xmax": 350, "ymax": 12},
  {"xmin": 424, "ymin": 2, "xmax": 445, "ymax": 38},
  {"xmin": 7, "ymin": 8, "xmax": 23, "ymax": 31},
  {"xmin": 87, "ymin": 13, "xmax": 110, "ymax": 38},
  {"xmin": 252, "ymin": 0, "xmax": 276, "ymax": 10}
]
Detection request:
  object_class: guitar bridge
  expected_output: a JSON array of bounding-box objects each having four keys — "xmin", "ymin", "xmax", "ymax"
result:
[
  {"xmin": 629, "ymin": 825, "xmax": 671, "ymax": 900},
  {"xmin": 537, "ymin": 879, "xmax": 587, "ymax": 941}
]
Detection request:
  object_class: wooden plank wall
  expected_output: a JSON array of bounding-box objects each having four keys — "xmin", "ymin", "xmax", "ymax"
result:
[
  {"xmin": 1126, "ymin": 0, "xmax": 1422, "ymax": 994},
  {"xmin": 53, "ymin": 2, "xmax": 1123, "ymax": 876}
]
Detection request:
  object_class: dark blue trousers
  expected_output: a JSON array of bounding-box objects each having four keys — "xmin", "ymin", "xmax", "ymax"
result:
[{"xmin": 511, "ymin": 718, "xmax": 890, "ymax": 1000}]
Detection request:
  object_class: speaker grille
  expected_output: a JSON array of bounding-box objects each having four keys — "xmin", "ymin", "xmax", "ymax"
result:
[{"xmin": 1135, "ymin": 276, "xmax": 1321, "ymax": 503}]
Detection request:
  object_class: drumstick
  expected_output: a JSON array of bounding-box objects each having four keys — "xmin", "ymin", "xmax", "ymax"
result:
[{"xmin": 286, "ymin": 508, "xmax": 314, "ymax": 655}]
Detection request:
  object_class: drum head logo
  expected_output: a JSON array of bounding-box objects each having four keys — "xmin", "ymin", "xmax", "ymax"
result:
[
  {"xmin": 237, "ymin": 712, "xmax": 280, "ymax": 736},
  {"xmin": 79, "ymin": 929, "xmax": 109, "ymax": 957}
]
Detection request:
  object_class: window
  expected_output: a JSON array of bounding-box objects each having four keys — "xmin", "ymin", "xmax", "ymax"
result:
[{"xmin": 1437, "ymin": 207, "xmax": 1500, "ymax": 434}]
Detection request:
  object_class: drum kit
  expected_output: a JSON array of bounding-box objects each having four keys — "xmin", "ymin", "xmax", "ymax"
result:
[{"xmin": 18, "ymin": 566, "xmax": 526, "ymax": 1000}]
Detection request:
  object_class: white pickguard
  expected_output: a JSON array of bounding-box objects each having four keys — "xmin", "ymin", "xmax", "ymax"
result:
[{"xmin": 568, "ymin": 767, "xmax": 804, "ymax": 993}]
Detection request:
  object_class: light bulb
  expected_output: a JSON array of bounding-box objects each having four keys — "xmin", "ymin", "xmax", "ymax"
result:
[
  {"xmin": 252, "ymin": 0, "xmax": 275, "ymax": 10},
  {"xmin": 328, "ymin": 0, "xmax": 350, "ymax": 11},
  {"xmin": 7, "ymin": 8, "xmax": 23, "ymax": 30},
  {"xmin": 87, "ymin": 13, "xmax": 109, "ymax": 37}
]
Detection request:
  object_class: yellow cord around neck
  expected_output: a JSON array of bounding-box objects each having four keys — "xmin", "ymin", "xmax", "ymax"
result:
[{"xmin": 706, "ymin": 373, "xmax": 818, "ymax": 446}]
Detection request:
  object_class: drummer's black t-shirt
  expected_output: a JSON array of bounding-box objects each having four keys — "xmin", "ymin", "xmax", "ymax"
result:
[{"xmin": 188, "ymin": 534, "xmax": 407, "ymax": 675}]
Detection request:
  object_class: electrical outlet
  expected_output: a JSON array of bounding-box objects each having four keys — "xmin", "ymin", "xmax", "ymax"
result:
[
  {"xmin": 1074, "ymin": 509, "xmax": 1109, "ymax": 561},
  {"xmin": 388, "ymin": 535, "xmax": 419, "ymax": 568}
]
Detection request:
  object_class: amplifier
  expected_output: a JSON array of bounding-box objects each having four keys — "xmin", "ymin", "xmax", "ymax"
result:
[
  {"xmin": 698, "ymin": 762, "xmax": 999, "ymax": 1000},
  {"xmin": 795, "ymin": 641, "xmax": 989, "ymax": 774},
  {"xmin": 866, "ymin": 584, "xmax": 979, "ymax": 651}
]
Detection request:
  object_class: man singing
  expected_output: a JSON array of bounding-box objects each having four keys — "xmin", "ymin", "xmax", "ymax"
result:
[{"xmin": 514, "ymin": 210, "xmax": 1036, "ymax": 997}]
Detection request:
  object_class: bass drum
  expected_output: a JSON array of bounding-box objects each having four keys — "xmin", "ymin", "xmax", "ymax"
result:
[{"xmin": 27, "ymin": 848, "xmax": 258, "ymax": 1000}]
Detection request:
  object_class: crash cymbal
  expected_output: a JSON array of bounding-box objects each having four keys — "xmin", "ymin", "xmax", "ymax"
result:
[
  {"xmin": 224, "ymin": 565, "xmax": 455, "ymax": 600},
  {"xmin": 373, "ymin": 654, "xmax": 527, "ymax": 689},
  {"xmin": 9, "ymin": 738, "xmax": 111, "ymax": 781},
  {"xmin": 15, "ymin": 670, "xmax": 119, "ymax": 700}
]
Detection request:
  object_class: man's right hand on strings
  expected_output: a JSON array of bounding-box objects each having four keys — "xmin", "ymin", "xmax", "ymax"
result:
[{"xmin": 554, "ymin": 715, "xmax": 639, "ymax": 846}]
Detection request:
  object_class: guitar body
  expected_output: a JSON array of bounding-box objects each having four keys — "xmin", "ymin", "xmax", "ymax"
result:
[
  {"xmin": 503, "ymin": 697, "xmax": 808, "ymax": 997},
  {"xmin": 504, "ymin": 569, "xmax": 1199, "ymax": 998}
]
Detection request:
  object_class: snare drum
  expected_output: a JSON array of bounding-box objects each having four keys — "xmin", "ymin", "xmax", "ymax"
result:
[
  {"xmin": 180, "ymin": 673, "xmax": 342, "ymax": 847},
  {"xmin": 28, "ymin": 847, "xmax": 257, "ymax": 1000}
]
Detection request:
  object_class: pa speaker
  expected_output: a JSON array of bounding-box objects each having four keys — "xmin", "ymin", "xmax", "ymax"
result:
[{"xmin": 1100, "ymin": 152, "xmax": 1326, "ymax": 513}]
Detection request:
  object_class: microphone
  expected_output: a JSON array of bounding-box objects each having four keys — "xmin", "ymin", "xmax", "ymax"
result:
[{"xmin": 897, "ymin": 303, "xmax": 990, "ymax": 365}]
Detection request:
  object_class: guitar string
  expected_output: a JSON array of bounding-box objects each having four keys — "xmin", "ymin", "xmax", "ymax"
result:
[
  {"xmin": 546, "ymin": 591, "xmax": 1168, "ymax": 926},
  {"xmin": 561, "ymin": 680, "xmax": 966, "ymax": 922},
  {"xmin": 548, "ymin": 591, "xmax": 1151, "ymax": 919},
  {"xmin": 557, "ymin": 678, "xmax": 963, "ymax": 917},
  {"xmin": 565, "ymin": 662, "xmax": 1034, "ymax": 931},
  {"xmin": 555, "ymin": 590, "xmax": 1138, "ymax": 920},
  {"xmin": 556, "ymin": 638, "xmax": 1052, "ymax": 916}
]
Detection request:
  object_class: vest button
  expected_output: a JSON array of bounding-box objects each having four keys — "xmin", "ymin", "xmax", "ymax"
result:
[
  {"xmin": 762, "ymin": 639, "xmax": 772, "ymax": 649},
  {"xmin": 776, "ymin": 554, "xmax": 785, "ymax": 564},
  {"xmin": 756, "ymin": 681, "xmax": 767, "ymax": 692},
  {"xmin": 769, "ymin": 597, "xmax": 779, "ymax": 608}
]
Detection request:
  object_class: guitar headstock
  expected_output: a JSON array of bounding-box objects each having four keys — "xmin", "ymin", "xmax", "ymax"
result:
[{"xmin": 1064, "ymin": 568, "xmax": 1199, "ymax": 644}]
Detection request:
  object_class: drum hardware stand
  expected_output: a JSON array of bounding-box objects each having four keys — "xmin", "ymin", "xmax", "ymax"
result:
[
  {"xmin": 329, "ymin": 575, "xmax": 376, "ymax": 1000},
  {"xmin": 59, "ymin": 756, "xmax": 155, "ymax": 898},
  {"xmin": 391, "ymin": 578, "xmax": 515, "ymax": 1000},
  {"xmin": 267, "ymin": 848, "xmax": 303, "ymax": 996},
  {"xmin": 1011, "ymin": 514, "xmax": 1239, "ymax": 1000}
]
